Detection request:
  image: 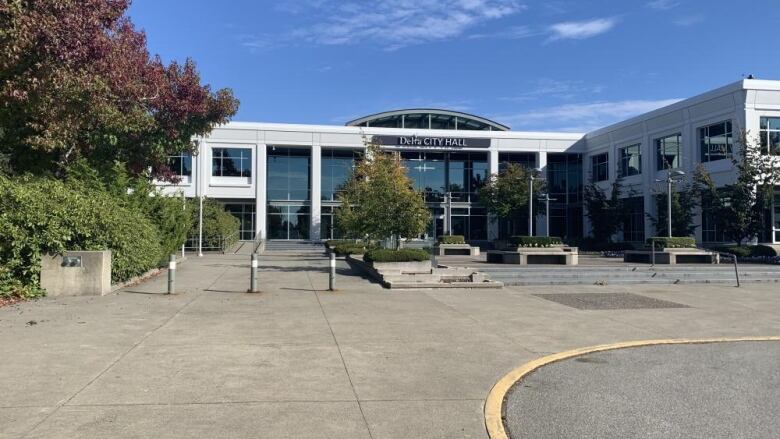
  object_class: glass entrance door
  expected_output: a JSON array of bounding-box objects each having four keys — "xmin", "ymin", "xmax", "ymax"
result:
[
  {"xmin": 773, "ymin": 189, "xmax": 780, "ymax": 243},
  {"xmin": 267, "ymin": 205, "xmax": 310, "ymax": 240}
]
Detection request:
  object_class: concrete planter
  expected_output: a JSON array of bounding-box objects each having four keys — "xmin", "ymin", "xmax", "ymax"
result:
[
  {"xmin": 434, "ymin": 244, "xmax": 480, "ymax": 256},
  {"xmin": 40, "ymin": 250, "xmax": 112, "ymax": 296}
]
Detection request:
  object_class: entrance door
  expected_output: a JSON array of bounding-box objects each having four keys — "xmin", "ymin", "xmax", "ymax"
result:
[
  {"xmin": 773, "ymin": 189, "xmax": 780, "ymax": 243},
  {"xmin": 267, "ymin": 205, "xmax": 311, "ymax": 240}
]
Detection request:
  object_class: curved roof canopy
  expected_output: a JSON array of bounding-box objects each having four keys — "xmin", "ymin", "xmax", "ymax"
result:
[{"xmin": 346, "ymin": 109, "xmax": 510, "ymax": 131}]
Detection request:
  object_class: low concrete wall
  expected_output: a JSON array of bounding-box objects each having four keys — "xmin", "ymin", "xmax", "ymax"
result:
[
  {"xmin": 624, "ymin": 249, "xmax": 720, "ymax": 264},
  {"xmin": 434, "ymin": 244, "xmax": 480, "ymax": 256},
  {"xmin": 486, "ymin": 248, "xmax": 579, "ymax": 265},
  {"xmin": 40, "ymin": 250, "xmax": 112, "ymax": 296}
]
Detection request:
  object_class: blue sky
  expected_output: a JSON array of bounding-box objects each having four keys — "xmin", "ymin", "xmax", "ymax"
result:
[{"xmin": 129, "ymin": 0, "xmax": 780, "ymax": 133}]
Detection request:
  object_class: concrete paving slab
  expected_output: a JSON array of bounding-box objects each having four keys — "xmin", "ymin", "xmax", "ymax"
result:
[
  {"xmin": 24, "ymin": 402, "xmax": 371, "ymax": 439},
  {"xmin": 0, "ymin": 407, "xmax": 53, "ymax": 438},
  {"xmin": 361, "ymin": 399, "xmax": 486, "ymax": 439}
]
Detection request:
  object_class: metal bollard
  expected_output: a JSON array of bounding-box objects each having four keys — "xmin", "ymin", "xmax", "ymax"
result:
[
  {"xmin": 249, "ymin": 253, "xmax": 259, "ymax": 293},
  {"xmin": 168, "ymin": 254, "xmax": 176, "ymax": 294},
  {"xmin": 329, "ymin": 252, "xmax": 336, "ymax": 291}
]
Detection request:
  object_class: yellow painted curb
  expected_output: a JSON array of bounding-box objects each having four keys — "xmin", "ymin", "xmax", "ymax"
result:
[{"xmin": 484, "ymin": 336, "xmax": 780, "ymax": 439}]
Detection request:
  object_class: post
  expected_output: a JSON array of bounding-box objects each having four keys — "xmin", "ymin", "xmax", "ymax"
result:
[
  {"xmin": 545, "ymin": 196, "xmax": 550, "ymax": 238},
  {"xmin": 250, "ymin": 253, "xmax": 258, "ymax": 293},
  {"xmin": 181, "ymin": 192, "xmax": 186, "ymax": 258},
  {"xmin": 732, "ymin": 254, "xmax": 740, "ymax": 288},
  {"xmin": 446, "ymin": 192, "xmax": 452, "ymax": 236},
  {"xmin": 198, "ymin": 195, "xmax": 204, "ymax": 257},
  {"xmin": 528, "ymin": 176, "xmax": 534, "ymax": 237},
  {"xmin": 667, "ymin": 172, "xmax": 673, "ymax": 238},
  {"xmin": 168, "ymin": 254, "xmax": 176, "ymax": 294},
  {"xmin": 651, "ymin": 238, "xmax": 656, "ymax": 266},
  {"xmin": 329, "ymin": 251, "xmax": 336, "ymax": 291}
]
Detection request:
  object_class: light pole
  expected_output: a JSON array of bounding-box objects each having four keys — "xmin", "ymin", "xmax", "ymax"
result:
[
  {"xmin": 538, "ymin": 193, "xmax": 557, "ymax": 237},
  {"xmin": 445, "ymin": 191, "xmax": 453, "ymax": 236},
  {"xmin": 655, "ymin": 169, "xmax": 686, "ymax": 238},
  {"xmin": 528, "ymin": 170, "xmax": 544, "ymax": 237}
]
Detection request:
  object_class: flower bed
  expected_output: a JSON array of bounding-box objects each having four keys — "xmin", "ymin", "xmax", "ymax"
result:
[
  {"xmin": 438, "ymin": 235, "xmax": 466, "ymax": 245},
  {"xmin": 509, "ymin": 236, "xmax": 562, "ymax": 247}
]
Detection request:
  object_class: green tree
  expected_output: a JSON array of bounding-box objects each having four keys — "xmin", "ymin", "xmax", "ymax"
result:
[
  {"xmin": 694, "ymin": 133, "xmax": 780, "ymax": 244},
  {"xmin": 583, "ymin": 178, "xmax": 628, "ymax": 242},
  {"xmin": 477, "ymin": 163, "xmax": 544, "ymax": 235},
  {"xmin": 648, "ymin": 188, "xmax": 698, "ymax": 237},
  {"xmin": 336, "ymin": 140, "xmax": 430, "ymax": 247}
]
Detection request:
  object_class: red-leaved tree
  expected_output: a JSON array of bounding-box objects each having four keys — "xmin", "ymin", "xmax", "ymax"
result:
[{"xmin": 0, "ymin": 0, "xmax": 239, "ymax": 180}]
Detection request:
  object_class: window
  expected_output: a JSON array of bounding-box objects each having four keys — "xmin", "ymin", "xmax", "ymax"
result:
[
  {"xmin": 212, "ymin": 148, "xmax": 251, "ymax": 177},
  {"xmin": 498, "ymin": 152, "xmax": 536, "ymax": 172},
  {"xmin": 622, "ymin": 197, "xmax": 645, "ymax": 242},
  {"xmin": 166, "ymin": 152, "xmax": 192, "ymax": 177},
  {"xmin": 267, "ymin": 147, "xmax": 310, "ymax": 201},
  {"xmin": 699, "ymin": 120, "xmax": 733, "ymax": 162},
  {"xmin": 656, "ymin": 134, "xmax": 681, "ymax": 170},
  {"xmin": 701, "ymin": 196, "xmax": 726, "ymax": 243},
  {"xmin": 591, "ymin": 153, "xmax": 609, "ymax": 182},
  {"xmin": 760, "ymin": 117, "xmax": 780, "ymax": 155},
  {"xmin": 618, "ymin": 144, "xmax": 642, "ymax": 177},
  {"xmin": 321, "ymin": 149, "xmax": 358, "ymax": 201}
]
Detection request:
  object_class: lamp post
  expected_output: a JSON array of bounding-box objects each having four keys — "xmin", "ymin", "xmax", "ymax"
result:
[
  {"xmin": 655, "ymin": 169, "xmax": 686, "ymax": 238},
  {"xmin": 528, "ymin": 170, "xmax": 544, "ymax": 237},
  {"xmin": 538, "ymin": 193, "xmax": 557, "ymax": 237}
]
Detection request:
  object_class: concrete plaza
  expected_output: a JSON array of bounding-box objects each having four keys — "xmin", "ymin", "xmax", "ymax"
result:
[{"xmin": 1, "ymin": 252, "xmax": 779, "ymax": 438}]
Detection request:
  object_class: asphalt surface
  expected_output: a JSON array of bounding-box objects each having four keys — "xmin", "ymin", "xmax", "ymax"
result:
[{"xmin": 504, "ymin": 341, "xmax": 780, "ymax": 439}]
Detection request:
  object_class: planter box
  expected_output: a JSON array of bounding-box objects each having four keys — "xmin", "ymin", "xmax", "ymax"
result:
[
  {"xmin": 434, "ymin": 244, "xmax": 480, "ymax": 256},
  {"xmin": 486, "ymin": 246, "xmax": 579, "ymax": 265},
  {"xmin": 624, "ymin": 249, "xmax": 720, "ymax": 264}
]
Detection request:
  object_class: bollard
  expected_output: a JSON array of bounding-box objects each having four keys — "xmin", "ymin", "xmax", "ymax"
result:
[
  {"xmin": 329, "ymin": 251, "xmax": 336, "ymax": 291},
  {"xmin": 168, "ymin": 254, "xmax": 176, "ymax": 294},
  {"xmin": 250, "ymin": 253, "xmax": 259, "ymax": 293}
]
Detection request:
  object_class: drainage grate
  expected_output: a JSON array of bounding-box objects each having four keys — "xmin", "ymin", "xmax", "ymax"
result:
[{"xmin": 533, "ymin": 293, "xmax": 689, "ymax": 310}]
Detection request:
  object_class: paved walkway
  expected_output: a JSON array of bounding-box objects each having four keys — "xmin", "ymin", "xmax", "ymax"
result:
[
  {"xmin": 504, "ymin": 341, "xmax": 780, "ymax": 439},
  {"xmin": 1, "ymin": 252, "xmax": 780, "ymax": 438}
]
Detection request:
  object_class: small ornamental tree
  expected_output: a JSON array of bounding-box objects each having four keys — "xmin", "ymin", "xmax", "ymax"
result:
[
  {"xmin": 694, "ymin": 133, "xmax": 780, "ymax": 245},
  {"xmin": 335, "ymin": 140, "xmax": 430, "ymax": 247},
  {"xmin": 583, "ymin": 177, "xmax": 628, "ymax": 242},
  {"xmin": 478, "ymin": 163, "xmax": 544, "ymax": 236},
  {"xmin": 647, "ymin": 183, "xmax": 698, "ymax": 237}
]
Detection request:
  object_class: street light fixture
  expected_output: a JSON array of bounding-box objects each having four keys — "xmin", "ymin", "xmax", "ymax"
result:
[
  {"xmin": 538, "ymin": 193, "xmax": 557, "ymax": 237},
  {"xmin": 655, "ymin": 169, "xmax": 686, "ymax": 238}
]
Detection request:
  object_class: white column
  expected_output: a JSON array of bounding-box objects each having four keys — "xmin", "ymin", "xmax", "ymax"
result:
[
  {"xmin": 256, "ymin": 144, "xmax": 267, "ymax": 240},
  {"xmin": 310, "ymin": 144, "xmax": 322, "ymax": 241},
  {"xmin": 536, "ymin": 151, "xmax": 548, "ymax": 236},
  {"xmin": 487, "ymin": 149, "xmax": 500, "ymax": 241}
]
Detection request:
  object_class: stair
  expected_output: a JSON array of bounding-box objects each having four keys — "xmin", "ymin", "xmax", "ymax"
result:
[
  {"xmin": 477, "ymin": 264, "xmax": 780, "ymax": 286},
  {"xmin": 263, "ymin": 240, "xmax": 326, "ymax": 254}
]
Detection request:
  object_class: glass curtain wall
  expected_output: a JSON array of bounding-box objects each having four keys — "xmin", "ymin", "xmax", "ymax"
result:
[
  {"xmin": 622, "ymin": 197, "xmax": 645, "ymax": 242},
  {"xmin": 267, "ymin": 147, "xmax": 311, "ymax": 240},
  {"xmin": 400, "ymin": 151, "xmax": 488, "ymax": 241},
  {"xmin": 224, "ymin": 202, "xmax": 256, "ymax": 241},
  {"xmin": 320, "ymin": 149, "xmax": 359, "ymax": 240},
  {"xmin": 546, "ymin": 154, "xmax": 583, "ymax": 241}
]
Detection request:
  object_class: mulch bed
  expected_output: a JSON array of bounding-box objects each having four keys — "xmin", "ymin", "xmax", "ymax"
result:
[{"xmin": 0, "ymin": 296, "xmax": 26, "ymax": 308}]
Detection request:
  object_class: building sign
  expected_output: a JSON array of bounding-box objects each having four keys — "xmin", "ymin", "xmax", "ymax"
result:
[{"xmin": 372, "ymin": 135, "xmax": 491, "ymax": 149}]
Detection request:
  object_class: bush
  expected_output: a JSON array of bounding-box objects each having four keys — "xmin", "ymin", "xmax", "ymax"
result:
[
  {"xmin": 190, "ymin": 198, "xmax": 240, "ymax": 251},
  {"xmin": 364, "ymin": 248, "xmax": 431, "ymax": 263},
  {"xmin": 510, "ymin": 236, "xmax": 562, "ymax": 247},
  {"xmin": 438, "ymin": 235, "xmax": 465, "ymax": 245},
  {"xmin": 707, "ymin": 245, "xmax": 778, "ymax": 258},
  {"xmin": 646, "ymin": 237, "xmax": 695, "ymax": 249},
  {"xmin": 0, "ymin": 176, "xmax": 162, "ymax": 297},
  {"xmin": 331, "ymin": 241, "xmax": 378, "ymax": 256}
]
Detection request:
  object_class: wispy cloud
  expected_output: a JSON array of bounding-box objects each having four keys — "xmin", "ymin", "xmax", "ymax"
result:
[
  {"xmin": 492, "ymin": 98, "xmax": 682, "ymax": 132},
  {"xmin": 673, "ymin": 15, "xmax": 704, "ymax": 26},
  {"xmin": 500, "ymin": 78, "xmax": 605, "ymax": 102},
  {"xmin": 266, "ymin": 0, "xmax": 527, "ymax": 50},
  {"xmin": 646, "ymin": 0, "xmax": 680, "ymax": 10},
  {"xmin": 548, "ymin": 17, "xmax": 617, "ymax": 41}
]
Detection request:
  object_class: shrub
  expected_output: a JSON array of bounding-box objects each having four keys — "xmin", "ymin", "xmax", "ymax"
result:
[
  {"xmin": 0, "ymin": 176, "xmax": 162, "ymax": 297},
  {"xmin": 438, "ymin": 235, "xmax": 465, "ymax": 245},
  {"xmin": 707, "ymin": 245, "xmax": 778, "ymax": 258},
  {"xmin": 190, "ymin": 198, "xmax": 240, "ymax": 251},
  {"xmin": 646, "ymin": 237, "xmax": 695, "ymax": 249},
  {"xmin": 364, "ymin": 248, "xmax": 431, "ymax": 263},
  {"xmin": 509, "ymin": 236, "xmax": 562, "ymax": 247},
  {"xmin": 331, "ymin": 241, "xmax": 378, "ymax": 256}
]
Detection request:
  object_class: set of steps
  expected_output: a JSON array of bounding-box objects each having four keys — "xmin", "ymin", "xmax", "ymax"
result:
[
  {"xmin": 478, "ymin": 264, "xmax": 780, "ymax": 286},
  {"xmin": 263, "ymin": 240, "xmax": 326, "ymax": 254}
]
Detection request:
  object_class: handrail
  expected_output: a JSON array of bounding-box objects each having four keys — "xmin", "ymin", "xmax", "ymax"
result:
[
  {"xmin": 716, "ymin": 251, "xmax": 740, "ymax": 287},
  {"xmin": 253, "ymin": 234, "xmax": 265, "ymax": 254}
]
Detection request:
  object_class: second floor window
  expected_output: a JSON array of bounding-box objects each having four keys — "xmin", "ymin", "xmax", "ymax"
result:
[
  {"xmin": 656, "ymin": 133, "xmax": 681, "ymax": 170},
  {"xmin": 618, "ymin": 144, "xmax": 641, "ymax": 177},
  {"xmin": 699, "ymin": 120, "xmax": 733, "ymax": 163},
  {"xmin": 167, "ymin": 152, "xmax": 192, "ymax": 177},
  {"xmin": 591, "ymin": 152, "xmax": 609, "ymax": 182},
  {"xmin": 760, "ymin": 117, "xmax": 780, "ymax": 155},
  {"xmin": 212, "ymin": 148, "xmax": 252, "ymax": 177}
]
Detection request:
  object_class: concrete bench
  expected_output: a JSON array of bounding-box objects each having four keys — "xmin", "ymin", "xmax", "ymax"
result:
[
  {"xmin": 486, "ymin": 246, "xmax": 579, "ymax": 265},
  {"xmin": 624, "ymin": 249, "xmax": 720, "ymax": 264},
  {"xmin": 434, "ymin": 244, "xmax": 480, "ymax": 256}
]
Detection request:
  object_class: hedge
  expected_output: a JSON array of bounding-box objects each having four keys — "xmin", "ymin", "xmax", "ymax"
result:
[
  {"xmin": 0, "ymin": 176, "xmax": 162, "ymax": 298},
  {"xmin": 191, "ymin": 198, "xmax": 240, "ymax": 251},
  {"xmin": 510, "ymin": 236, "xmax": 562, "ymax": 247},
  {"xmin": 646, "ymin": 237, "xmax": 695, "ymax": 249},
  {"xmin": 707, "ymin": 245, "xmax": 778, "ymax": 258},
  {"xmin": 438, "ymin": 235, "xmax": 465, "ymax": 245},
  {"xmin": 363, "ymin": 248, "xmax": 431, "ymax": 263}
]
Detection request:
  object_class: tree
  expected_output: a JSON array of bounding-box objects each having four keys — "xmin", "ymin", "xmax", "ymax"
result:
[
  {"xmin": 335, "ymin": 140, "xmax": 430, "ymax": 247},
  {"xmin": 583, "ymin": 178, "xmax": 628, "ymax": 242},
  {"xmin": 478, "ymin": 163, "xmax": 544, "ymax": 236},
  {"xmin": 0, "ymin": 0, "xmax": 239, "ymax": 179},
  {"xmin": 694, "ymin": 133, "xmax": 780, "ymax": 244},
  {"xmin": 647, "ymin": 186, "xmax": 698, "ymax": 237}
]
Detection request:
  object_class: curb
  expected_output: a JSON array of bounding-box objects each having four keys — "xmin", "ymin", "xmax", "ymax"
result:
[{"xmin": 484, "ymin": 336, "xmax": 780, "ymax": 439}]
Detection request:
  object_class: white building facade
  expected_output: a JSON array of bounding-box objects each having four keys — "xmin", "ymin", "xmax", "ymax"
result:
[{"xmin": 158, "ymin": 79, "xmax": 780, "ymax": 245}]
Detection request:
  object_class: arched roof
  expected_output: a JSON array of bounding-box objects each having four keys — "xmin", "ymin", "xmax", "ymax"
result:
[{"xmin": 346, "ymin": 109, "xmax": 510, "ymax": 131}]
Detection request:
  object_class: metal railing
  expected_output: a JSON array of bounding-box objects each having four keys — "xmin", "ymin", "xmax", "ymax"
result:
[
  {"xmin": 648, "ymin": 237, "xmax": 740, "ymax": 287},
  {"xmin": 184, "ymin": 230, "xmax": 240, "ymax": 254}
]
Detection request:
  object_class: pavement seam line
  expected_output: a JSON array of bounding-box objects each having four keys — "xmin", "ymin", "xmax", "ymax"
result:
[
  {"xmin": 19, "ymin": 290, "xmax": 203, "ymax": 439},
  {"xmin": 483, "ymin": 336, "xmax": 780, "ymax": 439},
  {"xmin": 305, "ymin": 262, "xmax": 376, "ymax": 439}
]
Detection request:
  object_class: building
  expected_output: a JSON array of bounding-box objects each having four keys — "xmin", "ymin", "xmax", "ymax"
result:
[{"xmin": 158, "ymin": 79, "xmax": 780, "ymax": 245}]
